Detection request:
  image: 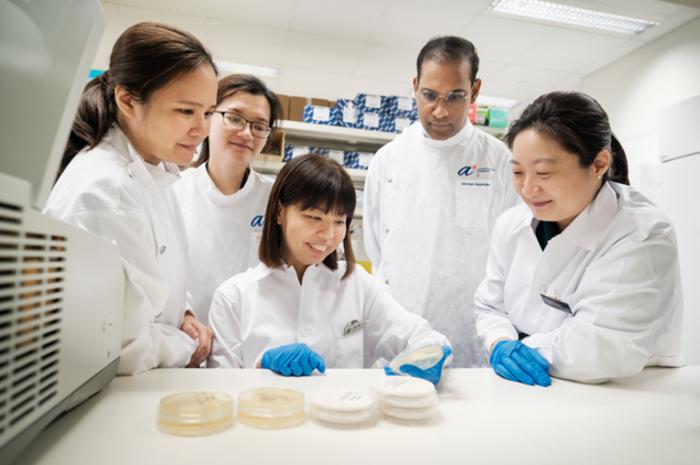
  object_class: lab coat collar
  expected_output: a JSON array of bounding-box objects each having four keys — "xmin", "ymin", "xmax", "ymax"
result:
[
  {"xmin": 525, "ymin": 182, "xmax": 619, "ymax": 252},
  {"xmin": 256, "ymin": 260, "xmax": 340, "ymax": 282},
  {"xmin": 196, "ymin": 163, "xmax": 258, "ymax": 206},
  {"xmin": 104, "ymin": 125, "xmax": 180, "ymax": 189},
  {"xmin": 418, "ymin": 118, "xmax": 474, "ymax": 149},
  {"xmin": 561, "ymin": 182, "xmax": 619, "ymax": 251}
]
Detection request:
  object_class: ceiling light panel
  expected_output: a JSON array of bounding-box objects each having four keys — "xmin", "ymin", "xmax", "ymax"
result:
[{"xmin": 491, "ymin": 0, "xmax": 659, "ymax": 35}]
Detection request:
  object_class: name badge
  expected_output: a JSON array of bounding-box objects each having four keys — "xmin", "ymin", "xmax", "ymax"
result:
[
  {"xmin": 342, "ymin": 319, "xmax": 367, "ymax": 337},
  {"xmin": 540, "ymin": 293, "xmax": 572, "ymax": 313}
]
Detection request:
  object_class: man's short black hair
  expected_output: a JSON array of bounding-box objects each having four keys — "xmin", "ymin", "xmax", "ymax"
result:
[{"xmin": 416, "ymin": 36, "xmax": 479, "ymax": 83}]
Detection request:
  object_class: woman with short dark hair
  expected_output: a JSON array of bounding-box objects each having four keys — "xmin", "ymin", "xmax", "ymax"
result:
[
  {"xmin": 208, "ymin": 154, "xmax": 451, "ymax": 384},
  {"xmin": 173, "ymin": 74, "xmax": 281, "ymax": 325}
]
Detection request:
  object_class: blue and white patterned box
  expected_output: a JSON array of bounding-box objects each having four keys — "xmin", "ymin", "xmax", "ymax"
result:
[
  {"xmin": 343, "ymin": 151, "xmax": 360, "ymax": 169},
  {"xmin": 303, "ymin": 105, "xmax": 332, "ymax": 125},
  {"xmin": 283, "ymin": 144, "xmax": 294, "ymax": 161},
  {"xmin": 283, "ymin": 144, "xmax": 314, "ymax": 161},
  {"xmin": 331, "ymin": 99, "xmax": 357, "ymax": 128},
  {"xmin": 328, "ymin": 150, "xmax": 344, "ymax": 165},
  {"xmin": 357, "ymin": 152, "xmax": 372, "ymax": 170},
  {"xmin": 355, "ymin": 93, "xmax": 386, "ymax": 113},
  {"xmin": 357, "ymin": 111, "xmax": 381, "ymax": 131},
  {"xmin": 394, "ymin": 116, "xmax": 414, "ymax": 133},
  {"xmin": 378, "ymin": 114, "xmax": 396, "ymax": 133},
  {"xmin": 308, "ymin": 146, "xmax": 330, "ymax": 156},
  {"xmin": 386, "ymin": 96, "xmax": 416, "ymax": 118}
]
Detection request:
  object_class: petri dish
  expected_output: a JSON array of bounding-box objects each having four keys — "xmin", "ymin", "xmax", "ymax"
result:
[
  {"xmin": 157, "ymin": 391, "xmax": 234, "ymax": 436},
  {"xmin": 309, "ymin": 388, "xmax": 376, "ymax": 425},
  {"xmin": 381, "ymin": 391, "xmax": 438, "ymax": 409},
  {"xmin": 389, "ymin": 344, "xmax": 445, "ymax": 374},
  {"xmin": 237, "ymin": 387, "xmax": 306, "ymax": 429},
  {"xmin": 378, "ymin": 400, "xmax": 440, "ymax": 421}
]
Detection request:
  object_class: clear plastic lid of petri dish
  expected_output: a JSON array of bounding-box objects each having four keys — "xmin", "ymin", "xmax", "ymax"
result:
[{"xmin": 157, "ymin": 391, "xmax": 234, "ymax": 436}]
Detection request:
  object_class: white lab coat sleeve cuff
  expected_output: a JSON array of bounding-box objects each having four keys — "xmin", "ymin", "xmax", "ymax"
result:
[
  {"xmin": 481, "ymin": 324, "xmax": 519, "ymax": 355},
  {"xmin": 118, "ymin": 323, "xmax": 196, "ymax": 375},
  {"xmin": 521, "ymin": 332, "xmax": 555, "ymax": 364},
  {"xmin": 206, "ymin": 288, "xmax": 245, "ymax": 368}
]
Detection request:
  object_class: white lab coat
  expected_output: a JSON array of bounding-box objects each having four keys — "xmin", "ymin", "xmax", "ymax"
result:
[
  {"xmin": 207, "ymin": 261, "xmax": 450, "ymax": 368},
  {"xmin": 363, "ymin": 120, "xmax": 517, "ymax": 367},
  {"xmin": 172, "ymin": 164, "xmax": 272, "ymax": 324},
  {"xmin": 44, "ymin": 126, "xmax": 196, "ymax": 375},
  {"xmin": 474, "ymin": 182, "xmax": 684, "ymax": 383}
]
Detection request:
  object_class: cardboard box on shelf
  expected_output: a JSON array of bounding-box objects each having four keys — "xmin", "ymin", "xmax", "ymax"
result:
[
  {"xmin": 275, "ymin": 93, "xmax": 291, "ymax": 121},
  {"xmin": 261, "ymin": 130, "xmax": 285, "ymax": 158},
  {"xmin": 289, "ymin": 96, "xmax": 310, "ymax": 122}
]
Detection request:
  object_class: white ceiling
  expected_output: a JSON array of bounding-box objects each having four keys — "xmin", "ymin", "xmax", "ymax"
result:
[{"xmin": 99, "ymin": 0, "xmax": 700, "ymax": 110}]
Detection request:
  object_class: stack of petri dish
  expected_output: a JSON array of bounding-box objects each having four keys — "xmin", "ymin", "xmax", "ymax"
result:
[
  {"xmin": 157, "ymin": 391, "xmax": 234, "ymax": 436},
  {"xmin": 308, "ymin": 388, "xmax": 376, "ymax": 425},
  {"xmin": 373, "ymin": 377, "xmax": 439, "ymax": 421},
  {"xmin": 237, "ymin": 387, "xmax": 306, "ymax": 429}
]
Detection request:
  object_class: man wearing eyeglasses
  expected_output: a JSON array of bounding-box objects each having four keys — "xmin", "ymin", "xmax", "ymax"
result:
[{"xmin": 363, "ymin": 36, "xmax": 517, "ymax": 367}]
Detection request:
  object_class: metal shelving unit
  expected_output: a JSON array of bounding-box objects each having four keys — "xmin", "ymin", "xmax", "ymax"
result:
[{"xmin": 253, "ymin": 120, "xmax": 507, "ymax": 216}]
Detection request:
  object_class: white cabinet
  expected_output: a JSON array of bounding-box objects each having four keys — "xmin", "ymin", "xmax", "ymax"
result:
[{"xmin": 658, "ymin": 94, "xmax": 700, "ymax": 364}]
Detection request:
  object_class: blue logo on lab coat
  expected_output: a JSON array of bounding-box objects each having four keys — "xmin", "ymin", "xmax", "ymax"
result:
[
  {"xmin": 458, "ymin": 164, "xmax": 496, "ymax": 177},
  {"xmin": 250, "ymin": 215, "xmax": 264, "ymax": 228}
]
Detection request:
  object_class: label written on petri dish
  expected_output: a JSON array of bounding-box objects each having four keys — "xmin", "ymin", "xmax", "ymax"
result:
[
  {"xmin": 237, "ymin": 387, "xmax": 306, "ymax": 429},
  {"xmin": 309, "ymin": 388, "xmax": 376, "ymax": 425}
]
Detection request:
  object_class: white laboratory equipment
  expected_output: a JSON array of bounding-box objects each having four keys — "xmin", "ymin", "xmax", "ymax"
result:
[
  {"xmin": 658, "ymin": 94, "xmax": 700, "ymax": 365},
  {"xmin": 0, "ymin": 1, "xmax": 125, "ymax": 464}
]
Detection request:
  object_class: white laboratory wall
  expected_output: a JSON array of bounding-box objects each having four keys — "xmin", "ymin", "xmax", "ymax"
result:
[{"xmin": 580, "ymin": 15, "xmax": 700, "ymax": 202}]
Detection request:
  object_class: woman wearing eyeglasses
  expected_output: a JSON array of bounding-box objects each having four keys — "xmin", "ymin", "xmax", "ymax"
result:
[{"xmin": 173, "ymin": 74, "xmax": 282, "ymax": 324}]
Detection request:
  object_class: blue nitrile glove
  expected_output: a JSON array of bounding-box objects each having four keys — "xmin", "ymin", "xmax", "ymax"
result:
[
  {"xmin": 261, "ymin": 343, "xmax": 326, "ymax": 377},
  {"xmin": 489, "ymin": 340, "xmax": 551, "ymax": 387},
  {"xmin": 398, "ymin": 345, "xmax": 452, "ymax": 385}
]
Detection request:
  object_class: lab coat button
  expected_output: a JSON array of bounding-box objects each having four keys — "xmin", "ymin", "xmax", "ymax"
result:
[
  {"xmin": 385, "ymin": 279, "xmax": 390, "ymax": 285},
  {"xmin": 384, "ymin": 228, "xmax": 390, "ymax": 234},
  {"xmin": 159, "ymin": 245, "xmax": 166, "ymax": 254},
  {"xmin": 388, "ymin": 178, "xmax": 393, "ymax": 184}
]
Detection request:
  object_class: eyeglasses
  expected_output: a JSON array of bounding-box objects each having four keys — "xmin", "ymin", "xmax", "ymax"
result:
[
  {"xmin": 417, "ymin": 89, "xmax": 470, "ymax": 108},
  {"xmin": 215, "ymin": 111, "xmax": 272, "ymax": 138}
]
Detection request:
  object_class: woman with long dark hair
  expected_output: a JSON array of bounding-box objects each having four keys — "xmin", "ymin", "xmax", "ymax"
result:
[
  {"xmin": 474, "ymin": 91, "xmax": 683, "ymax": 385},
  {"xmin": 44, "ymin": 22, "xmax": 218, "ymax": 374}
]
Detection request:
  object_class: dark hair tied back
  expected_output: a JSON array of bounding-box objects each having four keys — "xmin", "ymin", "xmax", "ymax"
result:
[
  {"xmin": 58, "ymin": 22, "xmax": 217, "ymax": 179},
  {"xmin": 505, "ymin": 91, "xmax": 629, "ymax": 185}
]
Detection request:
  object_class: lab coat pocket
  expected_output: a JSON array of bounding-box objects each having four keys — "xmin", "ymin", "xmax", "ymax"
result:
[
  {"xmin": 331, "ymin": 319, "xmax": 365, "ymax": 368},
  {"xmin": 454, "ymin": 180, "xmax": 491, "ymax": 232}
]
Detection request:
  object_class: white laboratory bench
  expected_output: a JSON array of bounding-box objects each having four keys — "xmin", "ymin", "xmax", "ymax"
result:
[{"xmin": 14, "ymin": 367, "xmax": 700, "ymax": 465}]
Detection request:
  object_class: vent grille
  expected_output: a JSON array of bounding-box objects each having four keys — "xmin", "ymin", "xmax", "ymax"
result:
[{"xmin": 0, "ymin": 201, "xmax": 66, "ymax": 435}]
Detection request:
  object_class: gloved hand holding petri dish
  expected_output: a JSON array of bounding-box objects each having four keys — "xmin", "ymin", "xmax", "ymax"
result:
[{"xmin": 384, "ymin": 344, "xmax": 452, "ymax": 385}]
